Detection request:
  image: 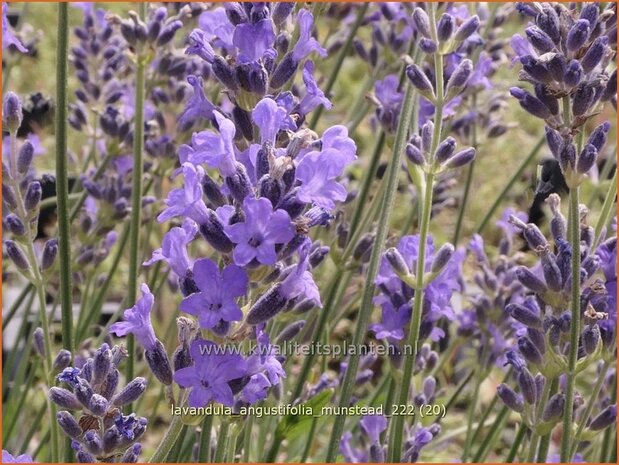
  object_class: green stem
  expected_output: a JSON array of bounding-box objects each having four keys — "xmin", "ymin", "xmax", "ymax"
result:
[
  {"xmin": 149, "ymin": 410, "xmax": 185, "ymax": 462},
  {"xmin": 214, "ymin": 420, "xmax": 230, "ymax": 463},
  {"xmin": 506, "ymin": 424, "xmax": 528, "ymax": 463},
  {"xmin": 472, "ymin": 405, "xmax": 510, "ymax": 462},
  {"xmin": 476, "ymin": 135, "xmax": 545, "ymax": 233},
  {"xmin": 199, "ymin": 415, "xmax": 213, "ymax": 463},
  {"xmin": 2, "ymin": 284, "xmax": 33, "ymax": 329},
  {"xmin": 56, "ymin": 2, "xmax": 73, "ymax": 355},
  {"xmin": 462, "ymin": 347, "xmax": 487, "ymax": 462},
  {"xmin": 593, "ymin": 169, "xmax": 617, "ymax": 248},
  {"xmin": 323, "ymin": 47, "xmax": 417, "ymax": 463},
  {"xmin": 242, "ymin": 414, "xmax": 254, "ymax": 462},
  {"xmin": 125, "ymin": 2, "xmax": 148, "ymax": 401},
  {"xmin": 308, "ymin": 3, "xmax": 369, "ymax": 130},
  {"xmin": 561, "ymin": 185, "xmax": 581, "ymax": 462}
]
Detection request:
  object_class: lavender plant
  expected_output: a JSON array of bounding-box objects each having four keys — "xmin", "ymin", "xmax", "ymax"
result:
[{"xmin": 2, "ymin": 2, "xmax": 616, "ymax": 464}]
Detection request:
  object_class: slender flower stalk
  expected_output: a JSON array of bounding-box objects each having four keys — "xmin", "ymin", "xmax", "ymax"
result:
[
  {"xmin": 323, "ymin": 42, "xmax": 418, "ymax": 463},
  {"xmin": 125, "ymin": 1, "xmax": 148, "ymax": 397}
]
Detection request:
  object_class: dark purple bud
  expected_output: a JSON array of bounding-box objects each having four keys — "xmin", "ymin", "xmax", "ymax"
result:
[
  {"xmin": 353, "ymin": 39, "xmax": 368, "ymax": 62},
  {"xmin": 444, "ymin": 147, "xmax": 476, "ymax": 168},
  {"xmin": 225, "ymin": 2, "xmax": 247, "ymax": 25},
  {"xmin": 83, "ymin": 430, "xmax": 103, "ymax": 456},
  {"xmin": 534, "ymin": 84, "xmax": 559, "ymax": 115},
  {"xmin": 507, "ymin": 303, "xmax": 542, "ymax": 328},
  {"xmin": 49, "ymin": 387, "xmax": 83, "ymax": 410},
  {"xmin": 53, "ymin": 349, "xmax": 72, "ymax": 371},
  {"xmin": 309, "ymin": 246, "xmax": 330, "ymax": 268},
  {"xmin": 412, "ymin": 8, "xmax": 432, "ymax": 39},
  {"xmin": 369, "ymin": 444, "xmax": 385, "ymax": 462},
  {"xmin": 57, "ymin": 411, "xmax": 82, "ymax": 439},
  {"xmin": 559, "ymin": 142, "xmax": 577, "ymax": 173},
  {"xmin": 406, "ymin": 143, "xmax": 425, "ymax": 166},
  {"xmin": 526, "ymin": 26, "xmax": 555, "ymax": 53},
  {"xmin": 564, "ymin": 59, "xmax": 584, "ymax": 88},
  {"xmin": 173, "ymin": 345, "xmax": 192, "ymax": 371},
  {"xmin": 225, "ymin": 163, "xmax": 253, "ymax": 204},
  {"xmin": 212, "ymin": 56, "xmax": 238, "ymax": 91},
  {"xmin": 258, "ymin": 175, "xmax": 283, "ymax": 207},
  {"xmin": 6, "ymin": 214, "xmax": 26, "ymax": 236},
  {"xmin": 17, "ymin": 141, "xmax": 34, "ymax": 175},
  {"xmin": 100, "ymin": 369, "xmax": 119, "ymax": 400},
  {"xmin": 294, "ymin": 299, "xmax": 316, "ymax": 314},
  {"xmin": 510, "ymin": 87, "xmax": 551, "ymax": 120},
  {"xmin": 536, "ymin": 7, "xmax": 561, "ymax": 44},
  {"xmin": 542, "ymin": 393, "xmax": 565, "ymax": 422},
  {"xmin": 199, "ymin": 210, "xmax": 234, "ymax": 253},
  {"xmin": 454, "ymin": 15, "xmax": 480, "ymax": 42},
  {"xmin": 353, "ymin": 234, "xmax": 374, "ymax": 262},
  {"xmin": 437, "ymin": 14, "xmax": 455, "ymax": 42},
  {"xmin": 121, "ymin": 443, "xmax": 142, "ymax": 463},
  {"xmin": 589, "ymin": 405, "xmax": 617, "ymax": 430},
  {"xmin": 272, "ymin": 2, "xmax": 295, "ymax": 26},
  {"xmin": 446, "ymin": 59, "xmax": 473, "ymax": 97},
  {"xmin": 419, "ymin": 38, "xmax": 437, "ymax": 54},
  {"xmin": 145, "ymin": 340, "xmax": 173, "ymax": 385},
  {"xmin": 3, "ymin": 184, "xmax": 17, "ymax": 210},
  {"xmin": 33, "ymin": 327, "xmax": 45, "ymax": 357},
  {"xmin": 5, "ymin": 240, "xmax": 30, "ymax": 271},
  {"xmin": 582, "ymin": 36, "xmax": 608, "ymax": 73},
  {"xmin": 247, "ymin": 284, "xmax": 288, "ymax": 325},
  {"xmin": 516, "ymin": 266, "xmax": 548, "ymax": 294},
  {"xmin": 580, "ymin": 3, "xmax": 599, "ymax": 29},
  {"xmin": 587, "ymin": 122, "xmax": 610, "ymax": 151},
  {"xmin": 156, "ymin": 20, "xmax": 183, "ymax": 47},
  {"xmin": 567, "ymin": 19, "xmax": 590, "ymax": 51},
  {"xmin": 406, "ymin": 64, "xmax": 434, "ymax": 97},
  {"xmin": 431, "ymin": 243, "xmax": 454, "ymax": 273},
  {"xmin": 577, "ymin": 144, "xmax": 598, "ymax": 174},
  {"xmin": 520, "ymin": 55, "xmax": 552, "ymax": 83},
  {"xmin": 545, "ymin": 127, "xmax": 563, "ymax": 159},
  {"xmin": 92, "ymin": 343, "xmax": 112, "ymax": 386},
  {"xmin": 434, "ymin": 137, "xmax": 457, "ymax": 164},
  {"xmin": 275, "ymin": 320, "xmax": 306, "ymax": 344},
  {"xmin": 517, "ymin": 368, "xmax": 537, "ymax": 404},
  {"xmin": 528, "ymin": 328, "xmax": 546, "ymax": 355},
  {"xmin": 582, "ymin": 324, "xmax": 600, "ymax": 355},
  {"xmin": 102, "ymin": 427, "xmax": 122, "ymax": 454},
  {"xmin": 41, "ymin": 239, "xmax": 59, "ymax": 271},
  {"xmin": 385, "ymin": 247, "xmax": 409, "ymax": 275},
  {"xmin": 232, "ymin": 106, "xmax": 254, "ymax": 142},
  {"xmin": 572, "ymin": 83, "xmax": 596, "ymax": 116},
  {"xmin": 201, "ymin": 173, "xmax": 226, "ymax": 208},
  {"xmin": 518, "ymin": 337, "xmax": 543, "ymax": 365},
  {"xmin": 270, "ymin": 53, "xmax": 298, "ymax": 89},
  {"xmin": 24, "ymin": 181, "xmax": 42, "ymax": 212},
  {"xmin": 112, "ymin": 377, "xmax": 147, "ymax": 407},
  {"xmin": 548, "ymin": 54, "xmax": 567, "ymax": 82},
  {"xmin": 497, "ymin": 384, "xmax": 524, "ymax": 412},
  {"xmin": 540, "ymin": 248, "xmax": 562, "ymax": 292},
  {"xmin": 421, "ymin": 121, "xmax": 434, "ymax": 154},
  {"xmin": 3, "ymin": 92, "xmax": 23, "ymax": 132},
  {"xmin": 88, "ymin": 393, "xmax": 108, "ymax": 416}
]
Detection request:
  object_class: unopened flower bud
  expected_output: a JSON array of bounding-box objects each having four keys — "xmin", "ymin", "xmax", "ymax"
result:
[
  {"xmin": 6, "ymin": 214, "xmax": 26, "ymax": 236},
  {"xmin": 454, "ymin": 15, "xmax": 480, "ymax": 43},
  {"xmin": 17, "ymin": 141, "xmax": 34, "ymax": 175},
  {"xmin": 145, "ymin": 340, "xmax": 173, "ymax": 385},
  {"xmin": 5, "ymin": 240, "xmax": 30, "ymax": 271},
  {"xmin": 406, "ymin": 143, "xmax": 425, "ymax": 166},
  {"xmin": 542, "ymin": 393, "xmax": 565, "ymax": 422},
  {"xmin": 385, "ymin": 247, "xmax": 409, "ymax": 276},
  {"xmin": 275, "ymin": 320, "xmax": 305, "ymax": 344},
  {"xmin": 497, "ymin": 384, "xmax": 524, "ymax": 412},
  {"xmin": 443, "ymin": 147, "xmax": 476, "ymax": 168},
  {"xmin": 566, "ymin": 19, "xmax": 590, "ymax": 51},
  {"xmin": 518, "ymin": 337, "xmax": 543, "ymax": 365},
  {"xmin": 434, "ymin": 137, "xmax": 456, "ymax": 164},
  {"xmin": 517, "ymin": 368, "xmax": 537, "ymax": 404},
  {"xmin": 525, "ymin": 26, "xmax": 554, "ymax": 53},
  {"xmin": 112, "ymin": 377, "xmax": 147, "ymax": 407},
  {"xmin": 445, "ymin": 59, "xmax": 473, "ymax": 99},
  {"xmin": 437, "ymin": 14, "xmax": 454, "ymax": 42},
  {"xmin": 83, "ymin": 430, "xmax": 103, "ymax": 455},
  {"xmin": 33, "ymin": 327, "xmax": 45, "ymax": 357},
  {"xmin": 506, "ymin": 303, "xmax": 542, "ymax": 328},
  {"xmin": 516, "ymin": 266, "xmax": 548, "ymax": 294},
  {"xmin": 121, "ymin": 443, "xmax": 142, "ymax": 463},
  {"xmin": 431, "ymin": 243, "xmax": 454, "ymax": 273},
  {"xmin": 582, "ymin": 324, "xmax": 601, "ymax": 355},
  {"xmin": 247, "ymin": 284, "xmax": 288, "ymax": 325},
  {"xmin": 57, "ymin": 411, "xmax": 82, "ymax": 439},
  {"xmin": 88, "ymin": 393, "xmax": 109, "ymax": 416},
  {"xmin": 49, "ymin": 387, "xmax": 83, "ymax": 410},
  {"xmin": 577, "ymin": 144, "xmax": 598, "ymax": 174},
  {"xmin": 589, "ymin": 405, "xmax": 617, "ymax": 431},
  {"xmin": 412, "ymin": 8, "xmax": 432, "ymax": 39},
  {"xmin": 406, "ymin": 64, "xmax": 435, "ymax": 100},
  {"xmin": 3, "ymin": 92, "xmax": 23, "ymax": 133},
  {"xmin": 53, "ymin": 349, "xmax": 72, "ymax": 371},
  {"xmin": 24, "ymin": 181, "xmax": 42, "ymax": 212}
]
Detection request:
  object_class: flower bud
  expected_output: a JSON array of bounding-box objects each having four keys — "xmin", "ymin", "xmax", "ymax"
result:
[
  {"xmin": 88, "ymin": 393, "xmax": 109, "ymax": 416},
  {"xmin": 431, "ymin": 243, "xmax": 454, "ymax": 273},
  {"xmin": 212, "ymin": 55, "xmax": 239, "ymax": 91},
  {"xmin": 582, "ymin": 324, "xmax": 601, "ymax": 355},
  {"xmin": 53, "ymin": 349, "xmax": 72, "ymax": 371},
  {"xmin": 3, "ymin": 92, "xmax": 23, "ymax": 133},
  {"xmin": 525, "ymin": 26, "xmax": 554, "ymax": 53},
  {"xmin": 24, "ymin": 181, "xmax": 42, "ymax": 212},
  {"xmin": 406, "ymin": 64, "xmax": 435, "ymax": 100},
  {"xmin": 582, "ymin": 36, "xmax": 609, "ymax": 73},
  {"xmin": 419, "ymin": 38, "xmax": 437, "ymax": 54},
  {"xmin": 112, "ymin": 377, "xmax": 147, "ymax": 408},
  {"xmin": 385, "ymin": 247, "xmax": 409, "ymax": 276},
  {"xmin": 353, "ymin": 233, "xmax": 374, "ymax": 262},
  {"xmin": 510, "ymin": 87, "xmax": 551, "ymax": 119},
  {"xmin": 57, "ymin": 411, "xmax": 82, "ymax": 439},
  {"xmin": 74, "ymin": 378, "xmax": 95, "ymax": 410},
  {"xmin": 41, "ymin": 239, "xmax": 59, "ymax": 271},
  {"xmin": 6, "ymin": 214, "xmax": 26, "ymax": 237},
  {"xmin": 542, "ymin": 393, "xmax": 565, "ymax": 422},
  {"xmin": 412, "ymin": 8, "xmax": 432, "ymax": 39},
  {"xmin": 270, "ymin": 53, "xmax": 298, "ymax": 89},
  {"xmin": 548, "ymin": 54, "xmax": 566, "ymax": 82},
  {"xmin": 443, "ymin": 147, "xmax": 476, "ymax": 169},
  {"xmin": 528, "ymin": 327, "xmax": 546, "ymax": 355},
  {"xmin": 437, "ymin": 14, "xmax": 454, "ymax": 42},
  {"xmin": 272, "ymin": 2, "xmax": 294, "ymax": 26},
  {"xmin": 247, "ymin": 284, "xmax": 288, "ymax": 325},
  {"xmin": 454, "ymin": 15, "xmax": 480, "ymax": 43},
  {"xmin": 518, "ymin": 337, "xmax": 543, "ymax": 365},
  {"xmin": 309, "ymin": 246, "xmax": 330, "ymax": 268},
  {"xmin": 33, "ymin": 327, "xmax": 45, "ymax": 357},
  {"xmin": 3, "ymin": 184, "xmax": 17, "ymax": 210},
  {"xmin": 83, "ymin": 430, "xmax": 103, "ymax": 455},
  {"xmin": 564, "ymin": 59, "xmax": 583, "ymax": 88},
  {"xmin": 121, "ymin": 443, "xmax": 142, "ymax": 463},
  {"xmin": 49, "ymin": 387, "xmax": 83, "ymax": 410},
  {"xmin": 5, "ymin": 240, "xmax": 30, "ymax": 271},
  {"xmin": 92, "ymin": 343, "xmax": 112, "ymax": 386},
  {"xmin": 497, "ymin": 384, "xmax": 524, "ymax": 412},
  {"xmin": 406, "ymin": 143, "xmax": 425, "ymax": 166},
  {"xmin": 446, "ymin": 60, "xmax": 473, "ymax": 99},
  {"xmin": 589, "ymin": 405, "xmax": 617, "ymax": 431},
  {"xmin": 156, "ymin": 20, "xmax": 183, "ymax": 47},
  {"xmin": 145, "ymin": 340, "xmax": 173, "ymax": 386},
  {"xmin": 573, "ymin": 83, "xmax": 596, "ymax": 117},
  {"xmin": 199, "ymin": 210, "xmax": 234, "ymax": 253},
  {"xmin": 517, "ymin": 368, "xmax": 537, "ymax": 404},
  {"xmin": 566, "ymin": 19, "xmax": 590, "ymax": 51},
  {"xmin": 539, "ymin": 248, "xmax": 562, "ymax": 292},
  {"xmin": 559, "ymin": 142, "xmax": 577, "ymax": 173},
  {"xmin": 587, "ymin": 122, "xmax": 610, "ymax": 152},
  {"xmin": 516, "ymin": 266, "xmax": 548, "ymax": 294},
  {"xmin": 434, "ymin": 137, "xmax": 457, "ymax": 164},
  {"xmin": 506, "ymin": 303, "xmax": 542, "ymax": 328},
  {"xmin": 17, "ymin": 141, "xmax": 34, "ymax": 175},
  {"xmin": 577, "ymin": 144, "xmax": 598, "ymax": 174},
  {"xmin": 275, "ymin": 320, "xmax": 305, "ymax": 344}
]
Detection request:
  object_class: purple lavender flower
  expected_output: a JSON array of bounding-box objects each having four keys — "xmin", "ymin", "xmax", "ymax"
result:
[
  {"xmin": 144, "ymin": 219, "xmax": 197, "ymax": 278},
  {"xmin": 157, "ymin": 163, "xmax": 210, "ymax": 225},
  {"xmin": 224, "ymin": 196, "xmax": 295, "ymax": 266},
  {"xmin": 232, "ymin": 19, "xmax": 275, "ymax": 63},
  {"xmin": 252, "ymin": 97, "xmax": 290, "ymax": 146},
  {"xmin": 179, "ymin": 258, "xmax": 248, "ymax": 329},
  {"xmin": 178, "ymin": 75, "xmax": 216, "ymax": 129},
  {"xmin": 360, "ymin": 414, "xmax": 388, "ymax": 443},
  {"xmin": 2, "ymin": 3, "xmax": 27, "ymax": 53},
  {"xmin": 299, "ymin": 61, "xmax": 332, "ymax": 116},
  {"xmin": 292, "ymin": 9, "xmax": 327, "ymax": 62},
  {"xmin": 242, "ymin": 330, "xmax": 285, "ymax": 403},
  {"xmin": 2, "ymin": 450, "xmax": 35, "ymax": 463},
  {"xmin": 110, "ymin": 284, "xmax": 157, "ymax": 351},
  {"xmin": 174, "ymin": 339, "xmax": 248, "ymax": 407},
  {"xmin": 373, "ymin": 74, "xmax": 403, "ymax": 132}
]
